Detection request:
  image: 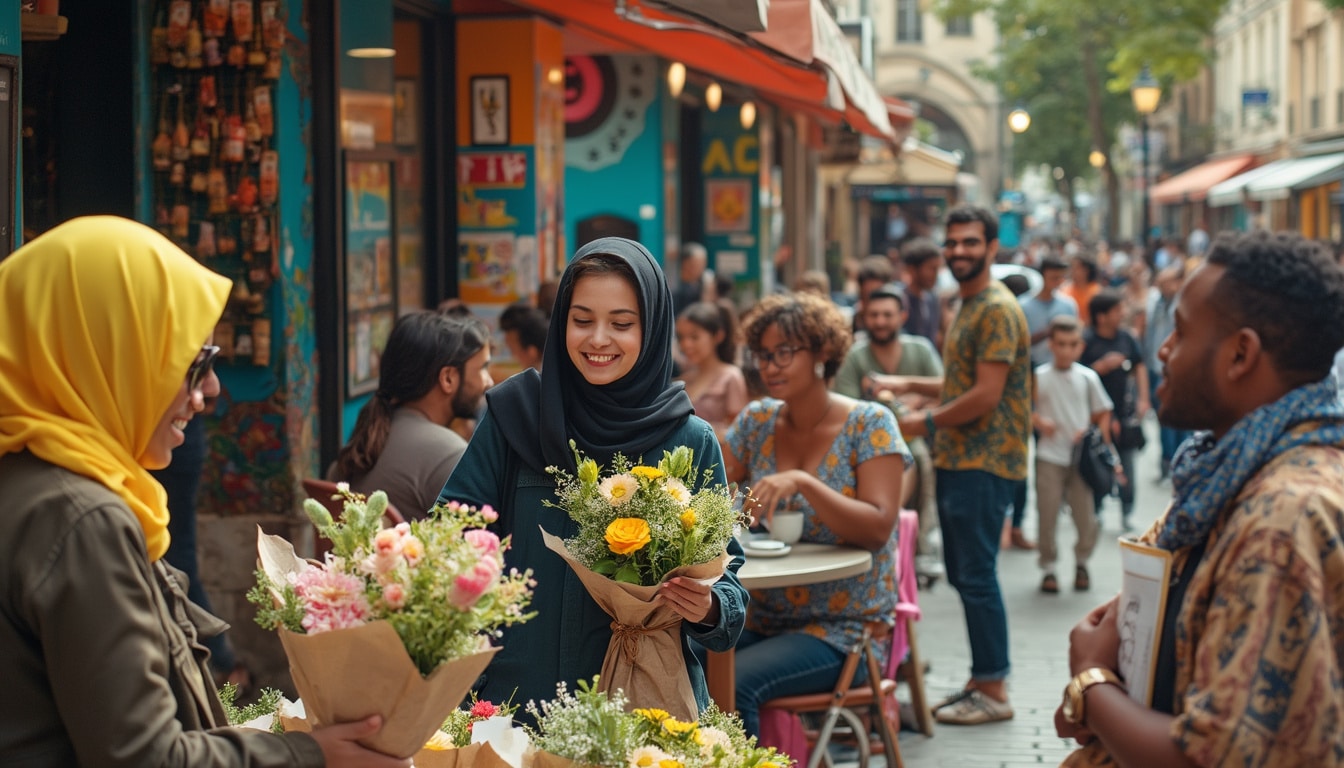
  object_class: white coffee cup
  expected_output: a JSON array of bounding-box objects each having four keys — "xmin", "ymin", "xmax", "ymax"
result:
[{"xmin": 769, "ymin": 510, "xmax": 805, "ymax": 544}]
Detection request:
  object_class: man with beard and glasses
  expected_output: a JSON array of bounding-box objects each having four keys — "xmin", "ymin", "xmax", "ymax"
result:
[
  {"xmin": 1057, "ymin": 231, "xmax": 1344, "ymax": 767},
  {"xmin": 329, "ymin": 312, "xmax": 494, "ymax": 518},
  {"xmin": 833, "ymin": 283, "xmax": 945, "ymax": 577},
  {"xmin": 895, "ymin": 205, "xmax": 1032, "ymax": 725}
]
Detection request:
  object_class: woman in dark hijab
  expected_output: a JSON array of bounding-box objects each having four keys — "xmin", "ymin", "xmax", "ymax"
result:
[{"xmin": 438, "ymin": 237, "xmax": 748, "ymax": 714}]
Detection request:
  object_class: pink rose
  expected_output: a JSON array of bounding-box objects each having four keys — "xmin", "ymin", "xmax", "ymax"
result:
[
  {"xmin": 480, "ymin": 505, "xmax": 499, "ymax": 523},
  {"xmin": 450, "ymin": 557, "xmax": 501, "ymax": 609},
  {"xmin": 470, "ymin": 699, "xmax": 498, "ymax": 718},
  {"xmin": 464, "ymin": 528, "xmax": 501, "ymax": 557},
  {"xmin": 382, "ymin": 582, "xmax": 408, "ymax": 610},
  {"xmin": 374, "ymin": 528, "xmax": 403, "ymax": 558}
]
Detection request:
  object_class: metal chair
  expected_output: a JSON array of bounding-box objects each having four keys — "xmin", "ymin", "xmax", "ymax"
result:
[
  {"xmin": 757, "ymin": 511, "xmax": 932, "ymax": 768},
  {"xmin": 301, "ymin": 478, "xmax": 406, "ymax": 559}
]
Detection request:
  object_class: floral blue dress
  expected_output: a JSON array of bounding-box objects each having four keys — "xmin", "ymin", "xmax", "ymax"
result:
[{"xmin": 726, "ymin": 399, "xmax": 911, "ymax": 662}]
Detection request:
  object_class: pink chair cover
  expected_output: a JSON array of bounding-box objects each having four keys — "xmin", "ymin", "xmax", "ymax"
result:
[{"xmin": 756, "ymin": 511, "xmax": 923, "ymax": 761}]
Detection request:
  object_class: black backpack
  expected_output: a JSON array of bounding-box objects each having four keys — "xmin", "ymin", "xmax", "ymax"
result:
[{"xmin": 1075, "ymin": 426, "xmax": 1118, "ymax": 496}]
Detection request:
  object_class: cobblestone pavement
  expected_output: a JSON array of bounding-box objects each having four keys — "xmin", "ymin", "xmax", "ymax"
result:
[{"xmin": 884, "ymin": 434, "xmax": 1171, "ymax": 767}]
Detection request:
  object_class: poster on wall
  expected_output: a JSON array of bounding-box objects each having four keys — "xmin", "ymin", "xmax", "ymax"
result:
[
  {"xmin": 705, "ymin": 179, "xmax": 752, "ymax": 233},
  {"xmin": 345, "ymin": 157, "xmax": 397, "ymax": 396},
  {"xmin": 471, "ymin": 75, "xmax": 510, "ymax": 146},
  {"xmin": 458, "ymin": 231, "xmax": 519, "ymax": 304}
]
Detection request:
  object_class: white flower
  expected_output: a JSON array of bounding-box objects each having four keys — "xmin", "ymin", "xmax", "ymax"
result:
[
  {"xmin": 695, "ymin": 726, "xmax": 733, "ymax": 758},
  {"xmin": 336, "ymin": 481, "xmax": 350, "ymax": 492},
  {"xmin": 599, "ymin": 474, "xmax": 639, "ymax": 506},
  {"xmin": 663, "ymin": 477, "xmax": 691, "ymax": 507},
  {"xmin": 628, "ymin": 746, "xmax": 674, "ymax": 768}
]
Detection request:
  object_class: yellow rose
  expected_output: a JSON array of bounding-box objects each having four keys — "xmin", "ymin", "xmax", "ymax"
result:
[
  {"xmin": 680, "ymin": 510, "xmax": 697, "ymax": 531},
  {"xmin": 606, "ymin": 518, "xmax": 651, "ymax": 555}
]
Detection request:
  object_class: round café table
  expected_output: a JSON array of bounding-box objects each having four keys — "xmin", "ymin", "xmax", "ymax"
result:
[{"xmin": 708, "ymin": 542, "xmax": 874, "ymax": 712}]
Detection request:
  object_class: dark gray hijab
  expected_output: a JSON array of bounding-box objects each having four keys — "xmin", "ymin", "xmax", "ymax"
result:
[{"xmin": 487, "ymin": 237, "xmax": 693, "ymax": 473}]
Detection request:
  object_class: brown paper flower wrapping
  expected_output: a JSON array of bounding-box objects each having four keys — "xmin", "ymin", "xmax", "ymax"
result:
[
  {"xmin": 540, "ymin": 528, "xmax": 729, "ymax": 721},
  {"xmin": 258, "ymin": 528, "xmax": 498, "ymax": 758},
  {"xmin": 278, "ymin": 624, "xmax": 498, "ymax": 758},
  {"xmin": 527, "ymin": 750, "xmax": 591, "ymax": 768}
]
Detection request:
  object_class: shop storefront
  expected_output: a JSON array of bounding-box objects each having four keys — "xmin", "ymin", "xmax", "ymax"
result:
[
  {"xmin": 9, "ymin": 0, "xmax": 896, "ymax": 685},
  {"xmin": 1149, "ymin": 153, "xmax": 1254, "ymax": 239}
]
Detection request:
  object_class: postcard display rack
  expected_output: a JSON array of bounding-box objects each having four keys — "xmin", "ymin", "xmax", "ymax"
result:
[{"xmin": 149, "ymin": 0, "xmax": 285, "ymax": 368}]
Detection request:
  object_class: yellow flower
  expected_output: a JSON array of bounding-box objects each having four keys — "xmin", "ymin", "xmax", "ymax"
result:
[
  {"xmin": 422, "ymin": 731, "xmax": 455, "ymax": 751},
  {"xmin": 628, "ymin": 747, "xmax": 673, "ymax": 768},
  {"xmin": 600, "ymin": 474, "xmax": 639, "ymax": 506},
  {"xmin": 659, "ymin": 760, "xmax": 684, "ymax": 768},
  {"xmin": 759, "ymin": 762, "xmax": 780, "ymax": 768},
  {"xmin": 664, "ymin": 477, "xmax": 691, "ymax": 506},
  {"xmin": 635, "ymin": 707, "xmax": 671, "ymax": 722},
  {"xmin": 578, "ymin": 457, "xmax": 600, "ymax": 485},
  {"xmin": 631, "ymin": 465, "xmax": 665, "ymax": 480},
  {"xmin": 680, "ymin": 510, "xmax": 697, "ymax": 532},
  {"xmin": 606, "ymin": 518, "xmax": 652, "ymax": 555},
  {"xmin": 661, "ymin": 718, "xmax": 697, "ymax": 736}
]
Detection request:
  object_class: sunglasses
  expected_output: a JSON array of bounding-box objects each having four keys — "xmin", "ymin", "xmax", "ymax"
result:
[{"xmin": 186, "ymin": 345, "xmax": 221, "ymax": 392}]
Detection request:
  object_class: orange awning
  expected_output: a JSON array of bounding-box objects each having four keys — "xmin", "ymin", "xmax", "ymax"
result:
[
  {"xmin": 1151, "ymin": 154, "xmax": 1255, "ymax": 205},
  {"xmin": 485, "ymin": 0, "xmax": 896, "ymax": 141}
]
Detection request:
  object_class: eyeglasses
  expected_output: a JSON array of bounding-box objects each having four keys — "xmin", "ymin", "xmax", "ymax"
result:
[
  {"xmin": 186, "ymin": 345, "xmax": 221, "ymax": 392},
  {"xmin": 751, "ymin": 345, "xmax": 804, "ymax": 369}
]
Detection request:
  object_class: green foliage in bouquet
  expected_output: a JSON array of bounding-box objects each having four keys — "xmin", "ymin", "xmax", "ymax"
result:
[
  {"xmin": 526, "ymin": 677, "xmax": 794, "ymax": 768},
  {"xmin": 545, "ymin": 443, "xmax": 748, "ymax": 586},
  {"xmin": 219, "ymin": 683, "xmax": 285, "ymax": 734},
  {"xmin": 248, "ymin": 486, "xmax": 537, "ymax": 676}
]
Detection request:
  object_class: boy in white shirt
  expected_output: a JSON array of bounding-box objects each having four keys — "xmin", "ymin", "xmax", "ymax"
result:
[{"xmin": 1032, "ymin": 315, "xmax": 1114, "ymax": 594}]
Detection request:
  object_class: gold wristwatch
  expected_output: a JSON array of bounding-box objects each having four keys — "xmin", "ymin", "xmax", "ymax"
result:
[{"xmin": 1061, "ymin": 667, "xmax": 1124, "ymax": 725}]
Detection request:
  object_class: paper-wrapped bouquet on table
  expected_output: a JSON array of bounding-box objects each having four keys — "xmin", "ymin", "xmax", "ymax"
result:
[
  {"xmin": 250, "ymin": 485, "xmax": 536, "ymax": 758},
  {"xmin": 542, "ymin": 444, "xmax": 748, "ymax": 720},
  {"xmin": 528, "ymin": 678, "xmax": 793, "ymax": 768}
]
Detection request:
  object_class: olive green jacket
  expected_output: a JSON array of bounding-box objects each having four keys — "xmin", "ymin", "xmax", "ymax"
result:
[{"xmin": 0, "ymin": 450, "xmax": 324, "ymax": 767}]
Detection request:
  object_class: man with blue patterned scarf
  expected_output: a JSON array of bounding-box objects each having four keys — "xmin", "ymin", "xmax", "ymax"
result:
[{"xmin": 1055, "ymin": 230, "xmax": 1344, "ymax": 767}]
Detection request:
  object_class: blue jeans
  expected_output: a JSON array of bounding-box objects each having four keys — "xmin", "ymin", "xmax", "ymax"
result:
[
  {"xmin": 731, "ymin": 629, "xmax": 855, "ymax": 738},
  {"xmin": 1010, "ymin": 478, "xmax": 1028, "ymax": 529},
  {"xmin": 936, "ymin": 469, "xmax": 1012, "ymax": 681}
]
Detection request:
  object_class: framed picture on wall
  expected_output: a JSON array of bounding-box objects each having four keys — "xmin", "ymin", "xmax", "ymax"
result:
[
  {"xmin": 470, "ymin": 75, "xmax": 510, "ymax": 146},
  {"xmin": 343, "ymin": 154, "xmax": 398, "ymax": 396},
  {"xmin": 393, "ymin": 79, "xmax": 418, "ymax": 146}
]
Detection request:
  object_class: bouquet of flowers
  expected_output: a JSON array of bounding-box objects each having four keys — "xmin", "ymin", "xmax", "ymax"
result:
[
  {"xmin": 541, "ymin": 444, "xmax": 747, "ymax": 719},
  {"xmin": 250, "ymin": 485, "xmax": 536, "ymax": 758},
  {"xmin": 527, "ymin": 678, "xmax": 794, "ymax": 768}
]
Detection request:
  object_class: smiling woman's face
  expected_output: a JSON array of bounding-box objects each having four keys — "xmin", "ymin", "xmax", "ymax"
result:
[
  {"xmin": 566, "ymin": 273, "xmax": 643, "ymax": 386},
  {"xmin": 142, "ymin": 337, "xmax": 219, "ymax": 470}
]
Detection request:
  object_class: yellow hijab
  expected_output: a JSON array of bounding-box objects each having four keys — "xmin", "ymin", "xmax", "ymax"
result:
[{"xmin": 0, "ymin": 216, "xmax": 231, "ymax": 561}]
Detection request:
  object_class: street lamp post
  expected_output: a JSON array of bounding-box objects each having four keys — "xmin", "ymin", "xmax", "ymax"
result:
[
  {"xmin": 1005, "ymin": 105, "xmax": 1031, "ymax": 192},
  {"xmin": 1130, "ymin": 66, "xmax": 1161, "ymax": 250}
]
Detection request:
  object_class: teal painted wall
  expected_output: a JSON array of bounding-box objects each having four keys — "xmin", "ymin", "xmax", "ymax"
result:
[
  {"xmin": 563, "ymin": 55, "xmax": 666, "ymax": 264},
  {"xmin": 2, "ymin": 8, "xmax": 19, "ymax": 252}
]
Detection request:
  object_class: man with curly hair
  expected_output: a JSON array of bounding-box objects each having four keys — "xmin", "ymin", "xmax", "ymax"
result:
[
  {"xmin": 1058, "ymin": 231, "xmax": 1344, "ymax": 766},
  {"xmin": 895, "ymin": 205, "xmax": 1032, "ymax": 725}
]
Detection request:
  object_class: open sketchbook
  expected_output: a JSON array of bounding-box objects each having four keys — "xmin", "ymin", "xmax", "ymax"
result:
[{"xmin": 1117, "ymin": 538, "xmax": 1174, "ymax": 707}]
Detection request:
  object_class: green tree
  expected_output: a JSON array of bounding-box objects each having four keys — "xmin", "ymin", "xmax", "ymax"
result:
[{"xmin": 934, "ymin": 0, "xmax": 1229, "ymax": 240}]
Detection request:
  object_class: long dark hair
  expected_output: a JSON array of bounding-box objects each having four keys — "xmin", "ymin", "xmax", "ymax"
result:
[
  {"xmin": 678, "ymin": 300, "xmax": 738, "ymax": 364},
  {"xmin": 333, "ymin": 311, "xmax": 489, "ymax": 480}
]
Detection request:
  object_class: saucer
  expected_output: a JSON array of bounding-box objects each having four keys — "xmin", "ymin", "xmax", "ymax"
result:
[{"xmin": 744, "ymin": 540, "xmax": 792, "ymax": 558}]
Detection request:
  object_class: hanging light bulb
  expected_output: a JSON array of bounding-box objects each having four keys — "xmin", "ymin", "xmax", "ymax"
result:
[
  {"xmin": 739, "ymin": 100, "xmax": 757, "ymax": 129},
  {"xmin": 705, "ymin": 81, "xmax": 722, "ymax": 112},
  {"xmin": 667, "ymin": 61, "xmax": 686, "ymax": 98}
]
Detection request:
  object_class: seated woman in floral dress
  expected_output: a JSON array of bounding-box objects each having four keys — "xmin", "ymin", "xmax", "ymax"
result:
[{"xmin": 723, "ymin": 291, "xmax": 911, "ymax": 737}]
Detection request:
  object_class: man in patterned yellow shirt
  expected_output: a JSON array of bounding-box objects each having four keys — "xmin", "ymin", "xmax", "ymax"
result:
[{"xmin": 896, "ymin": 204, "xmax": 1032, "ymax": 725}]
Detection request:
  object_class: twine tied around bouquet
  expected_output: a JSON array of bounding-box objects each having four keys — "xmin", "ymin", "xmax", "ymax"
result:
[{"xmin": 610, "ymin": 619, "xmax": 682, "ymax": 661}]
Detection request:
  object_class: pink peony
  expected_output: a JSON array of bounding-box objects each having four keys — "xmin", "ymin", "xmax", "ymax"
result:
[
  {"xmin": 450, "ymin": 557, "xmax": 501, "ymax": 609},
  {"xmin": 470, "ymin": 699, "xmax": 499, "ymax": 718},
  {"xmin": 464, "ymin": 528, "xmax": 501, "ymax": 557},
  {"xmin": 382, "ymin": 582, "xmax": 408, "ymax": 610},
  {"xmin": 291, "ymin": 566, "xmax": 370, "ymax": 634}
]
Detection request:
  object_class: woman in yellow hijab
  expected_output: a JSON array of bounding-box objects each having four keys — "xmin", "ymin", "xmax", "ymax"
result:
[{"xmin": 0, "ymin": 217, "xmax": 409, "ymax": 767}]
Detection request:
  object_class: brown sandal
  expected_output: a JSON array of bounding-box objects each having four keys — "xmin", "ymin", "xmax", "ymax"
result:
[
  {"xmin": 1074, "ymin": 566, "xmax": 1091, "ymax": 591},
  {"xmin": 1040, "ymin": 573, "xmax": 1059, "ymax": 594}
]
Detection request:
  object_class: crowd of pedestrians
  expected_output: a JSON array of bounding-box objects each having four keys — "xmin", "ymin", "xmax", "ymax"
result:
[{"xmin": 8, "ymin": 209, "xmax": 1342, "ymax": 766}]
